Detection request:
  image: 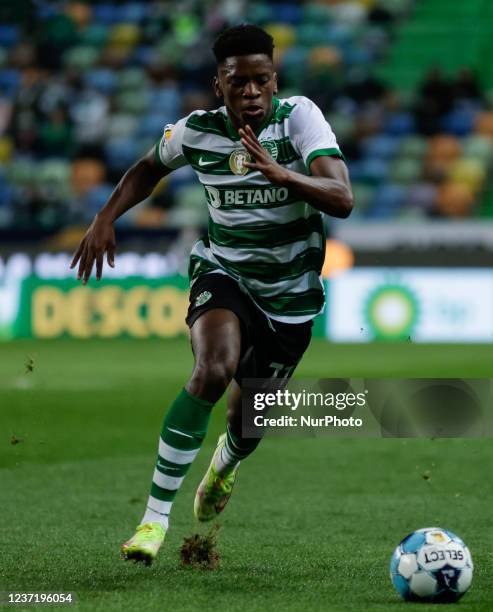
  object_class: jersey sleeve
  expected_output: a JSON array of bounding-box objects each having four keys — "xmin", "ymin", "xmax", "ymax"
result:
[
  {"xmin": 154, "ymin": 117, "xmax": 188, "ymax": 169},
  {"xmin": 289, "ymin": 97, "xmax": 344, "ymax": 171}
]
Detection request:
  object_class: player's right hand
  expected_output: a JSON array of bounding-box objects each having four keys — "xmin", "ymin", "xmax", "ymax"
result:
[{"xmin": 70, "ymin": 216, "xmax": 116, "ymax": 284}]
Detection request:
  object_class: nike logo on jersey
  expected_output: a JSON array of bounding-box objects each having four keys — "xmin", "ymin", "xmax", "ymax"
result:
[{"xmin": 198, "ymin": 157, "xmax": 217, "ymax": 167}]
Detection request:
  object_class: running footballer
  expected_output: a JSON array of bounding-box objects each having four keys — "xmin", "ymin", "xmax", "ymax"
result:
[{"xmin": 70, "ymin": 24, "xmax": 353, "ymax": 565}]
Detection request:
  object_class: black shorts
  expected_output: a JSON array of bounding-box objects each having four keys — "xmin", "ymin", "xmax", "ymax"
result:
[{"xmin": 186, "ymin": 273, "xmax": 312, "ymax": 384}]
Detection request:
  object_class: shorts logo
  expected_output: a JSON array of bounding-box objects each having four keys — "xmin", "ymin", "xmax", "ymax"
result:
[
  {"xmin": 229, "ymin": 149, "xmax": 251, "ymax": 175},
  {"xmin": 260, "ymin": 139, "xmax": 278, "ymax": 160},
  {"xmin": 195, "ymin": 291, "xmax": 212, "ymax": 307}
]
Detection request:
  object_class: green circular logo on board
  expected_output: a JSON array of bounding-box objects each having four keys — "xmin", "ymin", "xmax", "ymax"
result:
[{"xmin": 364, "ymin": 284, "xmax": 419, "ymax": 340}]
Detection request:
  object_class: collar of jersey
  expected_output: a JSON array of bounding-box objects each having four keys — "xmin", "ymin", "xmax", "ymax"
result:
[{"xmin": 223, "ymin": 96, "xmax": 280, "ymax": 142}]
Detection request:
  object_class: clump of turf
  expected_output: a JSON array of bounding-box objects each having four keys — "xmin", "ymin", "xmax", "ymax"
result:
[{"xmin": 180, "ymin": 524, "xmax": 221, "ymax": 570}]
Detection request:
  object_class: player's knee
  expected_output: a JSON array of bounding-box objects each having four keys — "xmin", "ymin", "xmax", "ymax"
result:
[
  {"xmin": 194, "ymin": 358, "xmax": 236, "ymax": 388},
  {"xmin": 188, "ymin": 356, "xmax": 237, "ymax": 400},
  {"xmin": 209, "ymin": 360, "xmax": 236, "ymax": 388}
]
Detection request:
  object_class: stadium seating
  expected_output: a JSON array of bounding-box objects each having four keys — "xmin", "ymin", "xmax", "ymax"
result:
[{"xmin": 1, "ymin": 0, "xmax": 493, "ymax": 229}]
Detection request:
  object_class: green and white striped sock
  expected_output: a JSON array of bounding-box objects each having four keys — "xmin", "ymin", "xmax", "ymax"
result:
[
  {"xmin": 141, "ymin": 388, "xmax": 213, "ymax": 529},
  {"xmin": 213, "ymin": 426, "xmax": 261, "ymax": 476}
]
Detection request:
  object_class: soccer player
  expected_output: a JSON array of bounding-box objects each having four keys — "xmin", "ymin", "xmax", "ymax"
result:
[{"xmin": 71, "ymin": 24, "xmax": 353, "ymax": 565}]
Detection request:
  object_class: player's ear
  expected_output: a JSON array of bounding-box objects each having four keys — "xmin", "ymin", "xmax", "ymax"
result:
[
  {"xmin": 273, "ymin": 72, "xmax": 278, "ymax": 95},
  {"xmin": 213, "ymin": 76, "xmax": 222, "ymax": 99}
]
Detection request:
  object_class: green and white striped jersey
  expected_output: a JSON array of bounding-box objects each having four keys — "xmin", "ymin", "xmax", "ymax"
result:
[{"xmin": 155, "ymin": 96, "xmax": 343, "ymax": 324}]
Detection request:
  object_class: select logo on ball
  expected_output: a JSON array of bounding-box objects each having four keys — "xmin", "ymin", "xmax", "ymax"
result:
[{"xmin": 390, "ymin": 527, "xmax": 473, "ymax": 603}]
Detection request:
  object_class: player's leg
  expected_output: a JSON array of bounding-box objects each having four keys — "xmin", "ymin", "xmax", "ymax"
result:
[
  {"xmin": 193, "ymin": 381, "xmax": 253, "ymax": 521},
  {"xmin": 186, "ymin": 309, "xmax": 242, "ymax": 401},
  {"xmin": 194, "ymin": 317, "xmax": 313, "ymax": 521},
  {"xmin": 221, "ymin": 317, "xmax": 314, "ymax": 476},
  {"xmin": 139, "ymin": 309, "xmax": 241, "ymax": 523},
  {"xmin": 216, "ymin": 380, "xmax": 263, "ymax": 471},
  {"xmin": 122, "ymin": 308, "xmax": 241, "ymax": 563}
]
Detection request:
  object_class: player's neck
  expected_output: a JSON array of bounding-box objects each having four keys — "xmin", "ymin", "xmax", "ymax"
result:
[{"xmin": 225, "ymin": 96, "xmax": 279, "ymax": 140}]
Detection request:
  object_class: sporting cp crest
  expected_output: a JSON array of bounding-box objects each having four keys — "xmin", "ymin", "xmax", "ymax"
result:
[
  {"xmin": 195, "ymin": 291, "xmax": 212, "ymax": 307},
  {"xmin": 260, "ymin": 139, "xmax": 278, "ymax": 160},
  {"xmin": 229, "ymin": 149, "xmax": 252, "ymax": 175}
]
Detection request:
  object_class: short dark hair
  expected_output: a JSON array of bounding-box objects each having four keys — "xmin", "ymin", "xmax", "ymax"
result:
[{"xmin": 212, "ymin": 24, "xmax": 274, "ymax": 64}]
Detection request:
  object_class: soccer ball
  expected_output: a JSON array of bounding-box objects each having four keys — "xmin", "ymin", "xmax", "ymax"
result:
[{"xmin": 390, "ymin": 527, "xmax": 473, "ymax": 603}]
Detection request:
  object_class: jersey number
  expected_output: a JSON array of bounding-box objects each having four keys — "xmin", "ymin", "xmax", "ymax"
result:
[{"xmin": 269, "ymin": 362, "xmax": 295, "ymax": 380}]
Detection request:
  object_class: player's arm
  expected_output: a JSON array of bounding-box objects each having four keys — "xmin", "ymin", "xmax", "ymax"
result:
[
  {"xmin": 279, "ymin": 154, "xmax": 352, "ymax": 218},
  {"xmin": 70, "ymin": 147, "xmax": 171, "ymax": 284},
  {"xmin": 239, "ymin": 125, "xmax": 353, "ymax": 218}
]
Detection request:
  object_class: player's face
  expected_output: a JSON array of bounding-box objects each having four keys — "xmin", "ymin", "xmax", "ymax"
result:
[{"xmin": 214, "ymin": 54, "xmax": 278, "ymax": 131}]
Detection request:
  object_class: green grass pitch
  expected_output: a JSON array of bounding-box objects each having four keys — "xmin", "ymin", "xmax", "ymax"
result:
[{"xmin": 1, "ymin": 339, "xmax": 492, "ymax": 611}]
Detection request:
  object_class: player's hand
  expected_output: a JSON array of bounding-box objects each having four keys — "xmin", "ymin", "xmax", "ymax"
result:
[
  {"xmin": 70, "ymin": 215, "xmax": 116, "ymax": 284},
  {"xmin": 239, "ymin": 125, "xmax": 290, "ymax": 184}
]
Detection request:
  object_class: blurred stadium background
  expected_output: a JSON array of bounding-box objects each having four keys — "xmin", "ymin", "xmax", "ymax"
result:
[
  {"xmin": 3, "ymin": 4, "xmax": 493, "ymax": 608},
  {"xmin": 1, "ymin": 0, "xmax": 493, "ymax": 342}
]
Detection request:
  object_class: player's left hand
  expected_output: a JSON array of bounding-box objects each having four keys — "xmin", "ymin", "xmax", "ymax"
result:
[{"xmin": 239, "ymin": 125, "xmax": 289, "ymax": 185}]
